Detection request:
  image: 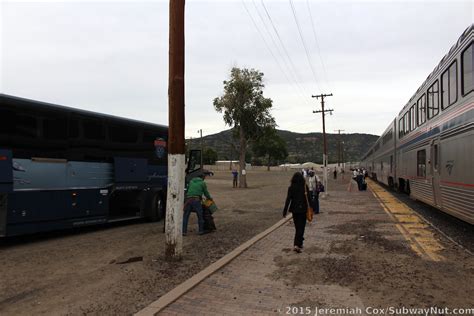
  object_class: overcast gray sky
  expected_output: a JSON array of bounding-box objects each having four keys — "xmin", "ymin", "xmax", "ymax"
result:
[{"xmin": 1, "ymin": 0, "xmax": 472, "ymax": 138}]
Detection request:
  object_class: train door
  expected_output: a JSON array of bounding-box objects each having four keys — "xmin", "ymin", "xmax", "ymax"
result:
[{"xmin": 431, "ymin": 139, "xmax": 442, "ymax": 207}]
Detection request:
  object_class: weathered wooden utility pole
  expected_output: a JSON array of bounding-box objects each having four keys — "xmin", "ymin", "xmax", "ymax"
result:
[
  {"xmin": 312, "ymin": 93, "xmax": 333, "ymax": 197},
  {"xmin": 165, "ymin": 0, "xmax": 185, "ymax": 260},
  {"xmin": 334, "ymin": 129, "xmax": 345, "ymax": 167}
]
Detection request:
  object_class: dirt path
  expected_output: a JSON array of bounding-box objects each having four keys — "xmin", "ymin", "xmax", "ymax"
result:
[{"xmin": 0, "ymin": 170, "xmax": 293, "ymax": 315}]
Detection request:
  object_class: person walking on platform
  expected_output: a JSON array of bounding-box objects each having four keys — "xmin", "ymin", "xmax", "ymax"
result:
[
  {"xmin": 356, "ymin": 169, "xmax": 364, "ymax": 191},
  {"xmin": 333, "ymin": 167, "xmax": 337, "ymax": 180},
  {"xmin": 314, "ymin": 180, "xmax": 324, "ymax": 213},
  {"xmin": 307, "ymin": 171, "xmax": 320, "ymax": 213},
  {"xmin": 183, "ymin": 173, "xmax": 213, "ymax": 236},
  {"xmin": 283, "ymin": 172, "xmax": 311, "ymax": 253}
]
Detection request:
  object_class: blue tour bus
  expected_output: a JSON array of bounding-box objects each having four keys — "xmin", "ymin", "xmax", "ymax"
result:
[{"xmin": 0, "ymin": 94, "xmax": 202, "ymax": 236}]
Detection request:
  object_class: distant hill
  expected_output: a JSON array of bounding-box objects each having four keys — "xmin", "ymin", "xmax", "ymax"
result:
[{"xmin": 187, "ymin": 129, "xmax": 378, "ymax": 164}]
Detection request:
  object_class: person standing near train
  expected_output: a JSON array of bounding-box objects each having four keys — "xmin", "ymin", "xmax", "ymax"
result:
[{"xmin": 283, "ymin": 172, "xmax": 311, "ymax": 253}]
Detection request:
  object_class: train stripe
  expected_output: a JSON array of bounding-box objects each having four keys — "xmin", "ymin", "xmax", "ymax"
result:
[{"xmin": 440, "ymin": 180, "xmax": 474, "ymax": 188}]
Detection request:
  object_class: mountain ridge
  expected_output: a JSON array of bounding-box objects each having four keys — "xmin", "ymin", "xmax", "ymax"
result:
[{"xmin": 187, "ymin": 129, "xmax": 378, "ymax": 164}]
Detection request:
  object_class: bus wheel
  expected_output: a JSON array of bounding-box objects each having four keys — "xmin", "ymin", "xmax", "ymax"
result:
[{"xmin": 150, "ymin": 192, "xmax": 165, "ymax": 222}]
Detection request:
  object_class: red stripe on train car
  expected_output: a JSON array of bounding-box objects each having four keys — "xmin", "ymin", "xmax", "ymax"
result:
[{"xmin": 440, "ymin": 181, "xmax": 474, "ymax": 188}]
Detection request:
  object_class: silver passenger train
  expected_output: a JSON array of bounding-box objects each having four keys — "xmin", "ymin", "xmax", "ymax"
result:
[{"xmin": 360, "ymin": 24, "xmax": 473, "ymax": 225}]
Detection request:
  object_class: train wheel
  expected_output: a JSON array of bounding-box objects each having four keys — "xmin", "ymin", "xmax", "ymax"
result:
[{"xmin": 398, "ymin": 178, "xmax": 405, "ymax": 193}]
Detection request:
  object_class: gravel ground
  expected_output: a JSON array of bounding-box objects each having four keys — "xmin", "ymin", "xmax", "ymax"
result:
[{"xmin": 0, "ymin": 170, "xmax": 292, "ymax": 315}]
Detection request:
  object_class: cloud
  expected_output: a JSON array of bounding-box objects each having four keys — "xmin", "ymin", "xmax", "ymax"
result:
[{"xmin": 1, "ymin": 0, "xmax": 472, "ymax": 139}]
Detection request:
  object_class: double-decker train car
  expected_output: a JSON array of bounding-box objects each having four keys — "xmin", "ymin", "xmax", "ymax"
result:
[{"xmin": 361, "ymin": 24, "xmax": 473, "ymax": 224}]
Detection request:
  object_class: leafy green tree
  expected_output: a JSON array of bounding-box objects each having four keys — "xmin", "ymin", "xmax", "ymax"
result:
[
  {"xmin": 202, "ymin": 147, "xmax": 218, "ymax": 165},
  {"xmin": 213, "ymin": 67, "xmax": 275, "ymax": 187},
  {"xmin": 252, "ymin": 127, "xmax": 288, "ymax": 171}
]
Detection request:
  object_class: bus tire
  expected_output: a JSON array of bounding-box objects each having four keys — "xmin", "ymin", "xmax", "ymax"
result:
[{"xmin": 149, "ymin": 192, "xmax": 165, "ymax": 222}]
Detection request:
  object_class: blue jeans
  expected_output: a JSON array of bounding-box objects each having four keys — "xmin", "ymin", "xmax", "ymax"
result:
[
  {"xmin": 311, "ymin": 192, "xmax": 319, "ymax": 214},
  {"xmin": 183, "ymin": 199, "xmax": 204, "ymax": 234}
]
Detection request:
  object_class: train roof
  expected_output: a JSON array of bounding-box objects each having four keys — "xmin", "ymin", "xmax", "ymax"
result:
[
  {"xmin": 399, "ymin": 23, "xmax": 474, "ymax": 116},
  {"xmin": 0, "ymin": 93, "xmax": 168, "ymax": 130}
]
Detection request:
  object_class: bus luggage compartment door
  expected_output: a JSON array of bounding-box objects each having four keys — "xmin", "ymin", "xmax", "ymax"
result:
[
  {"xmin": 114, "ymin": 157, "xmax": 148, "ymax": 184},
  {"xmin": 0, "ymin": 149, "xmax": 13, "ymax": 193}
]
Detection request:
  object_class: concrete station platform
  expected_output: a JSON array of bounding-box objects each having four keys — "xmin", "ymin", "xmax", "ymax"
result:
[{"xmin": 138, "ymin": 176, "xmax": 474, "ymax": 316}]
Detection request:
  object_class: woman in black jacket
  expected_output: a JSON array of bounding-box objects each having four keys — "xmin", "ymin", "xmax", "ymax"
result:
[{"xmin": 283, "ymin": 172, "xmax": 310, "ymax": 253}]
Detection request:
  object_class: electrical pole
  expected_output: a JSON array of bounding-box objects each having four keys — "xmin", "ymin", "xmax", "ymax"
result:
[
  {"xmin": 334, "ymin": 129, "xmax": 345, "ymax": 167},
  {"xmin": 165, "ymin": 0, "xmax": 185, "ymax": 260},
  {"xmin": 341, "ymin": 141, "xmax": 345, "ymax": 172},
  {"xmin": 312, "ymin": 93, "xmax": 333, "ymax": 197},
  {"xmin": 198, "ymin": 129, "xmax": 203, "ymax": 167}
]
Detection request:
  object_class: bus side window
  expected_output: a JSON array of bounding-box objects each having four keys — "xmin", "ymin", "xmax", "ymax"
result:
[
  {"xmin": 69, "ymin": 118, "xmax": 80, "ymax": 139},
  {"xmin": 43, "ymin": 118, "xmax": 67, "ymax": 140},
  {"xmin": 16, "ymin": 114, "xmax": 38, "ymax": 138},
  {"xmin": 0, "ymin": 108, "xmax": 15, "ymax": 136},
  {"xmin": 83, "ymin": 119, "xmax": 105, "ymax": 140},
  {"xmin": 109, "ymin": 123, "xmax": 137, "ymax": 143}
]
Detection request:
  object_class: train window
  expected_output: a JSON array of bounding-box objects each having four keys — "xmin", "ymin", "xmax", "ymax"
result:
[
  {"xmin": 410, "ymin": 105, "xmax": 416, "ymax": 131},
  {"xmin": 43, "ymin": 118, "xmax": 67, "ymax": 140},
  {"xmin": 83, "ymin": 119, "xmax": 105, "ymax": 140},
  {"xmin": 417, "ymin": 150, "xmax": 426, "ymax": 177},
  {"xmin": 398, "ymin": 118, "xmax": 404, "ymax": 138},
  {"xmin": 109, "ymin": 124, "xmax": 138, "ymax": 143},
  {"xmin": 403, "ymin": 112, "xmax": 410, "ymax": 134},
  {"xmin": 427, "ymin": 80, "xmax": 440, "ymax": 119},
  {"xmin": 382, "ymin": 129, "xmax": 393, "ymax": 145},
  {"xmin": 441, "ymin": 60, "xmax": 458, "ymax": 109},
  {"xmin": 433, "ymin": 144, "xmax": 439, "ymax": 171},
  {"xmin": 461, "ymin": 42, "xmax": 473, "ymax": 96},
  {"xmin": 417, "ymin": 94, "xmax": 426, "ymax": 126}
]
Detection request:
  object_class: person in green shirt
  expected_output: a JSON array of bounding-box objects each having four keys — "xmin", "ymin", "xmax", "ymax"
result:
[{"xmin": 183, "ymin": 173, "xmax": 212, "ymax": 235}]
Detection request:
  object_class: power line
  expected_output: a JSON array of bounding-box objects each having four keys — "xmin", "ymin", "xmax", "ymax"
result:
[
  {"xmin": 260, "ymin": 0, "xmax": 312, "ymax": 99},
  {"xmin": 289, "ymin": 0, "xmax": 321, "ymax": 93},
  {"xmin": 241, "ymin": 0, "xmax": 310, "ymax": 107},
  {"xmin": 249, "ymin": 0, "xmax": 309, "ymax": 104},
  {"xmin": 306, "ymin": 0, "xmax": 332, "ymax": 92}
]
